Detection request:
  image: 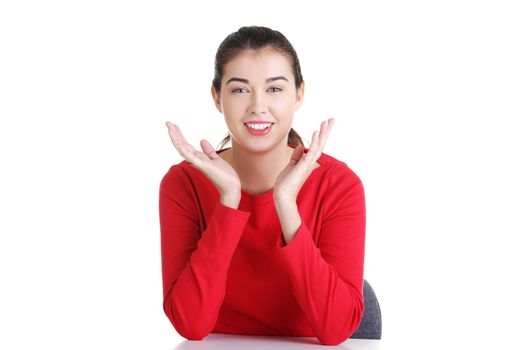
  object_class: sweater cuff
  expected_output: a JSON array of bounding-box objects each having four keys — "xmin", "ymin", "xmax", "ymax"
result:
[
  {"xmin": 200, "ymin": 201, "xmax": 251, "ymax": 256},
  {"xmin": 214, "ymin": 200, "xmax": 252, "ymax": 220},
  {"xmin": 276, "ymin": 219, "xmax": 308, "ymax": 250},
  {"xmin": 275, "ymin": 220, "xmax": 315, "ymax": 275}
]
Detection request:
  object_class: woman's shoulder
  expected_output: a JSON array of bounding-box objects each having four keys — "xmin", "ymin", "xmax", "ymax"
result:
[
  {"xmin": 159, "ymin": 159, "xmax": 200, "ymax": 193},
  {"xmin": 317, "ymin": 151, "xmax": 366, "ymax": 216},
  {"xmin": 319, "ymin": 151, "xmax": 364, "ymax": 187}
]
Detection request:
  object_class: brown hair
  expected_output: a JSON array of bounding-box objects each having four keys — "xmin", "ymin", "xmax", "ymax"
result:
[{"xmin": 212, "ymin": 26, "xmax": 305, "ymax": 150}]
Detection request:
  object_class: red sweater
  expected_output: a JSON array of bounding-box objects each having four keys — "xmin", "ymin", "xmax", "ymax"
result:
[{"xmin": 159, "ymin": 145, "xmax": 366, "ymax": 346}]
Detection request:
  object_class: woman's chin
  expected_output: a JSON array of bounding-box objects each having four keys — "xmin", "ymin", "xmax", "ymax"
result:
[{"xmin": 234, "ymin": 137, "xmax": 288, "ymax": 155}]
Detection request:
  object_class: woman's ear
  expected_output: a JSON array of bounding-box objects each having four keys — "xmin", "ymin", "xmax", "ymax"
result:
[
  {"xmin": 211, "ymin": 86, "xmax": 223, "ymax": 113},
  {"xmin": 295, "ymin": 81, "xmax": 305, "ymax": 111}
]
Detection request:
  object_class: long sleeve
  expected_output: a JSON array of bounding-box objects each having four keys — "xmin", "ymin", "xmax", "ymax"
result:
[
  {"xmin": 275, "ymin": 173, "xmax": 366, "ymax": 346},
  {"xmin": 159, "ymin": 166, "xmax": 251, "ymax": 340}
]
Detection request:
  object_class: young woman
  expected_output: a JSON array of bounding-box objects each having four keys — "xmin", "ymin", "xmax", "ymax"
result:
[{"xmin": 159, "ymin": 26, "xmax": 366, "ymax": 346}]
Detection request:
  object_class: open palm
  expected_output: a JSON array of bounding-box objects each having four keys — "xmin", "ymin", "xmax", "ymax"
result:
[
  {"xmin": 166, "ymin": 121, "xmax": 241, "ymax": 195},
  {"xmin": 274, "ymin": 118, "xmax": 335, "ymax": 202}
]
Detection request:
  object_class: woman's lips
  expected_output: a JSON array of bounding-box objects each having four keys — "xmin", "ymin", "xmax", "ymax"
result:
[{"xmin": 244, "ymin": 123, "xmax": 274, "ymax": 135}]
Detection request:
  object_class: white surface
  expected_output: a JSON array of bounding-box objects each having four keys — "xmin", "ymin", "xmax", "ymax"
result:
[
  {"xmin": 1, "ymin": 1, "xmax": 524, "ymax": 349},
  {"xmin": 173, "ymin": 334, "xmax": 382, "ymax": 350}
]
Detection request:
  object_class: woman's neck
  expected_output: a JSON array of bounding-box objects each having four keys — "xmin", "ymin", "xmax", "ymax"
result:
[{"xmin": 220, "ymin": 141, "xmax": 296, "ymax": 195}]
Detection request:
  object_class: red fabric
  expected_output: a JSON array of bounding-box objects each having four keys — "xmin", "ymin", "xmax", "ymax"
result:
[{"xmin": 159, "ymin": 145, "xmax": 366, "ymax": 346}]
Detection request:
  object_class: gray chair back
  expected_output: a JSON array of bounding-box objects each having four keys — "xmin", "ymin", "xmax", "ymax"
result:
[{"xmin": 350, "ymin": 279, "xmax": 382, "ymax": 339}]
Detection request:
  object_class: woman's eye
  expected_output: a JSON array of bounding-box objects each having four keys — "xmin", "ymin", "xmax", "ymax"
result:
[
  {"xmin": 232, "ymin": 87, "xmax": 282, "ymax": 94},
  {"xmin": 232, "ymin": 88, "xmax": 248, "ymax": 93}
]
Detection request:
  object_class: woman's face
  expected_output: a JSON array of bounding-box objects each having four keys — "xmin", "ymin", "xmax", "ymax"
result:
[{"xmin": 212, "ymin": 47, "xmax": 304, "ymax": 152}]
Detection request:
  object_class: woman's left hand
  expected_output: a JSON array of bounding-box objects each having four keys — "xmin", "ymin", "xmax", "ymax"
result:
[{"xmin": 273, "ymin": 118, "xmax": 335, "ymax": 203}]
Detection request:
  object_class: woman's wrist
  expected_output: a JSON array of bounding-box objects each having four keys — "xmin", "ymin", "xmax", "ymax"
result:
[{"xmin": 220, "ymin": 191, "xmax": 241, "ymax": 209}]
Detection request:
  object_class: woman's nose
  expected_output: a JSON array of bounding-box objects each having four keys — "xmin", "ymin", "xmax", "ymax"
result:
[{"xmin": 248, "ymin": 91, "xmax": 269, "ymax": 115}]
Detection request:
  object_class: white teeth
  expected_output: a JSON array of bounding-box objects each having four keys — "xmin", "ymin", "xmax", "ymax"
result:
[{"xmin": 246, "ymin": 123, "xmax": 271, "ymax": 130}]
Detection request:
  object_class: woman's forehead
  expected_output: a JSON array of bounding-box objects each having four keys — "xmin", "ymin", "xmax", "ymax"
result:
[{"xmin": 223, "ymin": 49, "xmax": 293, "ymax": 81}]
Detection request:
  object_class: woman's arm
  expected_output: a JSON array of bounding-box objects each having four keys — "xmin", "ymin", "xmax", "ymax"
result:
[
  {"xmin": 274, "ymin": 174, "xmax": 366, "ymax": 346},
  {"xmin": 159, "ymin": 166, "xmax": 250, "ymax": 340},
  {"xmin": 274, "ymin": 200, "xmax": 302, "ymax": 245}
]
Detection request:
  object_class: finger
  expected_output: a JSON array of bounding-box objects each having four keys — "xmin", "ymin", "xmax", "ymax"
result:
[
  {"xmin": 326, "ymin": 117, "xmax": 335, "ymax": 136},
  {"xmin": 303, "ymin": 129, "xmax": 320, "ymax": 166},
  {"xmin": 165, "ymin": 122, "xmax": 198, "ymax": 163},
  {"xmin": 317, "ymin": 118, "xmax": 335, "ymax": 152},
  {"xmin": 166, "ymin": 122, "xmax": 184, "ymax": 147},
  {"xmin": 312, "ymin": 118, "xmax": 335, "ymax": 158},
  {"xmin": 315, "ymin": 121, "xmax": 327, "ymax": 150},
  {"xmin": 176, "ymin": 142, "xmax": 198, "ymax": 164},
  {"xmin": 166, "ymin": 128, "xmax": 186, "ymax": 156},
  {"xmin": 167, "ymin": 123, "xmax": 198, "ymax": 159},
  {"xmin": 166, "ymin": 121, "xmax": 191, "ymax": 146},
  {"xmin": 289, "ymin": 145, "xmax": 304, "ymax": 165},
  {"xmin": 200, "ymin": 139, "xmax": 221, "ymax": 160},
  {"xmin": 304, "ymin": 118, "xmax": 332, "ymax": 166}
]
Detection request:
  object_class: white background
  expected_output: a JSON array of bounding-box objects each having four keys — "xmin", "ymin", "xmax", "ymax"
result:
[{"xmin": 1, "ymin": 1, "xmax": 524, "ymax": 349}]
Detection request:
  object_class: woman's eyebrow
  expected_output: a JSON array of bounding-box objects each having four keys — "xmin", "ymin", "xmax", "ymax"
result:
[{"xmin": 226, "ymin": 76, "xmax": 289, "ymax": 85}]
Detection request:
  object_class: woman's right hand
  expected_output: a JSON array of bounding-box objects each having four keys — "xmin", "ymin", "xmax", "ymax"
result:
[{"xmin": 165, "ymin": 121, "xmax": 241, "ymax": 198}]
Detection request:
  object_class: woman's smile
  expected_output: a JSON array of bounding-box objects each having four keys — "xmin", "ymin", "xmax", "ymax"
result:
[{"xmin": 244, "ymin": 121, "xmax": 274, "ymax": 135}]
